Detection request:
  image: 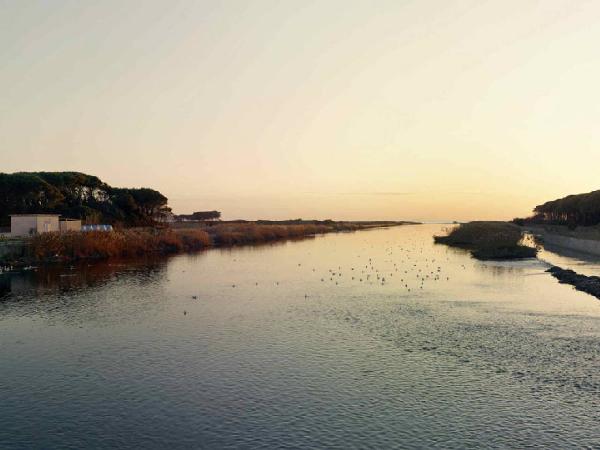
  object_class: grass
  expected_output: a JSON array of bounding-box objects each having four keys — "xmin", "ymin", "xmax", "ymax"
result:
[
  {"xmin": 3, "ymin": 221, "xmax": 417, "ymax": 265},
  {"xmin": 206, "ymin": 223, "xmax": 331, "ymax": 246},
  {"xmin": 28, "ymin": 229, "xmax": 212, "ymax": 261},
  {"xmin": 22, "ymin": 222, "xmax": 377, "ymax": 263},
  {"xmin": 434, "ymin": 221, "xmax": 537, "ymax": 260}
]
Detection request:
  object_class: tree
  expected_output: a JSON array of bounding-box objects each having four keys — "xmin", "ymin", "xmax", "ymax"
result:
[
  {"xmin": 0, "ymin": 172, "xmax": 170, "ymax": 227},
  {"xmin": 191, "ymin": 211, "xmax": 221, "ymax": 221},
  {"xmin": 0, "ymin": 173, "xmax": 65, "ymax": 225},
  {"xmin": 532, "ymin": 189, "xmax": 600, "ymax": 227}
]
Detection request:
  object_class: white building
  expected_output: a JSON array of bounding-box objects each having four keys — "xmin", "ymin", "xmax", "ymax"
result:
[
  {"xmin": 9, "ymin": 214, "xmax": 82, "ymax": 237},
  {"xmin": 10, "ymin": 214, "xmax": 60, "ymax": 237},
  {"xmin": 59, "ymin": 219, "xmax": 82, "ymax": 232}
]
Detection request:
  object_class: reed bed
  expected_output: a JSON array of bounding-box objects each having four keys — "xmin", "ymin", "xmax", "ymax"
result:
[
  {"xmin": 207, "ymin": 223, "xmax": 330, "ymax": 246},
  {"xmin": 28, "ymin": 229, "xmax": 212, "ymax": 261},
  {"xmin": 25, "ymin": 223, "xmax": 334, "ymax": 263}
]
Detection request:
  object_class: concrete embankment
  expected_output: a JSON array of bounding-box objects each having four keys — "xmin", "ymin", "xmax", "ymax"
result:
[{"xmin": 528, "ymin": 227, "xmax": 600, "ymax": 258}]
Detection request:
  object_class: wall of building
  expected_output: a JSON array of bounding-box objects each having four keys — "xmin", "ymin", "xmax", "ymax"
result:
[
  {"xmin": 11, "ymin": 216, "xmax": 60, "ymax": 237},
  {"xmin": 60, "ymin": 220, "xmax": 82, "ymax": 232},
  {"xmin": 36, "ymin": 216, "xmax": 59, "ymax": 234},
  {"xmin": 11, "ymin": 216, "xmax": 38, "ymax": 237}
]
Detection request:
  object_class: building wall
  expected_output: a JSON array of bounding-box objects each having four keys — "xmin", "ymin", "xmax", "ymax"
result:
[
  {"xmin": 36, "ymin": 216, "xmax": 59, "ymax": 234},
  {"xmin": 60, "ymin": 220, "xmax": 82, "ymax": 232},
  {"xmin": 11, "ymin": 216, "xmax": 59, "ymax": 237},
  {"xmin": 11, "ymin": 216, "xmax": 38, "ymax": 237}
]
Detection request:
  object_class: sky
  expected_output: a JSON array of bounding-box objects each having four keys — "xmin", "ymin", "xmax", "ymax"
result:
[{"xmin": 2, "ymin": 0, "xmax": 600, "ymax": 221}]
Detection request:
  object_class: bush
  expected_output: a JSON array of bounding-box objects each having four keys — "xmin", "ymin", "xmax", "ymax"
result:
[{"xmin": 434, "ymin": 221, "xmax": 537, "ymax": 260}]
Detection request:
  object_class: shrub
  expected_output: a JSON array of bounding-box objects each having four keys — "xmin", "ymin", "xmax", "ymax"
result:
[{"xmin": 434, "ymin": 221, "xmax": 537, "ymax": 260}]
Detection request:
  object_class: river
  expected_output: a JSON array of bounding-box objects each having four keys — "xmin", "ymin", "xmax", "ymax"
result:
[{"xmin": 1, "ymin": 224, "xmax": 599, "ymax": 449}]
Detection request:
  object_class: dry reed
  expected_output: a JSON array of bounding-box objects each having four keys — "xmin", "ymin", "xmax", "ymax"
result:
[{"xmin": 26, "ymin": 223, "xmax": 332, "ymax": 262}]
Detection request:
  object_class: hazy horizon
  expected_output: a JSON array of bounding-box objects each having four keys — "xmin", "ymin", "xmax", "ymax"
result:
[{"xmin": 3, "ymin": 0, "xmax": 600, "ymax": 221}]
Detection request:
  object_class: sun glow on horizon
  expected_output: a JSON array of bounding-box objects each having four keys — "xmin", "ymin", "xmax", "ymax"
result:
[{"xmin": 2, "ymin": 0, "xmax": 600, "ymax": 221}]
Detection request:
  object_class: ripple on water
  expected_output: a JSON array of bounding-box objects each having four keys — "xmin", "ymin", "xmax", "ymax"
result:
[{"xmin": 0, "ymin": 225, "xmax": 599, "ymax": 449}]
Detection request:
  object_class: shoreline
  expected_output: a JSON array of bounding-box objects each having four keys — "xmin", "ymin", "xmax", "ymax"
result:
[
  {"xmin": 526, "ymin": 225, "xmax": 600, "ymax": 258},
  {"xmin": 0, "ymin": 221, "xmax": 419, "ymax": 270}
]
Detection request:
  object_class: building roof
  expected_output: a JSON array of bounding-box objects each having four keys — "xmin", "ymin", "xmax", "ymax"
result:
[{"xmin": 10, "ymin": 214, "xmax": 61, "ymax": 217}]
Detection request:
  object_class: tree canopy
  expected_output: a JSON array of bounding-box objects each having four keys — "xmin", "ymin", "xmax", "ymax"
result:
[
  {"xmin": 176, "ymin": 211, "xmax": 221, "ymax": 221},
  {"xmin": 0, "ymin": 172, "xmax": 169, "ymax": 227},
  {"xmin": 532, "ymin": 190, "xmax": 600, "ymax": 227}
]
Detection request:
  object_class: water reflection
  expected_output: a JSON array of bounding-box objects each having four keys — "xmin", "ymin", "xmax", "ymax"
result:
[
  {"xmin": 0, "ymin": 259, "xmax": 171, "ymax": 327},
  {"xmin": 0, "ymin": 258, "xmax": 168, "ymax": 298},
  {"xmin": 1, "ymin": 225, "xmax": 599, "ymax": 449}
]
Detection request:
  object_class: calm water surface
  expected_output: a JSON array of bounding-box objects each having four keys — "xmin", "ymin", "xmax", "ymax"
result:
[{"xmin": 1, "ymin": 224, "xmax": 599, "ymax": 449}]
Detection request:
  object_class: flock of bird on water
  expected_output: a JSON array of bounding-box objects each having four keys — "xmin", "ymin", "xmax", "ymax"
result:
[{"xmin": 184, "ymin": 235, "xmax": 466, "ymax": 315}]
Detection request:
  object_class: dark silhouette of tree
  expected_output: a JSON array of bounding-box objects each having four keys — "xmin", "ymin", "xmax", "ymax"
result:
[
  {"xmin": 0, "ymin": 172, "xmax": 169, "ymax": 227},
  {"xmin": 191, "ymin": 211, "xmax": 221, "ymax": 221},
  {"xmin": 531, "ymin": 190, "xmax": 600, "ymax": 227},
  {"xmin": 176, "ymin": 211, "xmax": 222, "ymax": 221}
]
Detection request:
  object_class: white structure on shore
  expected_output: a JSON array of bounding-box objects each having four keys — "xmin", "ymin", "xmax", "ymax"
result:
[
  {"xmin": 60, "ymin": 219, "xmax": 82, "ymax": 233},
  {"xmin": 9, "ymin": 214, "xmax": 82, "ymax": 237}
]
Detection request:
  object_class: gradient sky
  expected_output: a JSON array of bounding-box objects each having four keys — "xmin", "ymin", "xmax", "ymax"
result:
[{"xmin": 2, "ymin": 0, "xmax": 600, "ymax": 221}]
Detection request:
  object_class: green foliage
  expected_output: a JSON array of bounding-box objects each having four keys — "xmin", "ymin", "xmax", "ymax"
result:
[{"xmin": 0, "ymin": 172, "xmax": 168, "ymax": 227}]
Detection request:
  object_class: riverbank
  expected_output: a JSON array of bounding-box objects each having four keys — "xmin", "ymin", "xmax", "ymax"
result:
[
  {"xmin": 0, "ymin": 220, "xmax": 416, "ymax": 268},
  {"xmin": 526, "ymin": 225, "xmax": 600, "ymax": 257}
]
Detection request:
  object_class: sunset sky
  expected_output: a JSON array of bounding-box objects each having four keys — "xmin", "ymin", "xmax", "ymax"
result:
[{"xmin": 2, "ymin": 0, "xmax": 600, "ymax": 221}]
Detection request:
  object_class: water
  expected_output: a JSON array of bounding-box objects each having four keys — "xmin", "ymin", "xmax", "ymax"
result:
[
  {"xmin": 1, "ymin": 224, "xmax": 599, "ymax": 449},
  {"xmin": 535, "ymin": 238, "xmax": 600, "ymax": 278}
]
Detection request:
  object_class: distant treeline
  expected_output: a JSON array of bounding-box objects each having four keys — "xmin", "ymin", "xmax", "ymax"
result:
[
  {"xmin": 0, "ymin": 172, "xmax": 170, "ymax": 227},
  {"xmin": 175, "ymin": 211, "xmax": 221, "ymax": 221},
  {"xmin": 516, "ymin": 190, "xmax": 600, "ymax": 228}
]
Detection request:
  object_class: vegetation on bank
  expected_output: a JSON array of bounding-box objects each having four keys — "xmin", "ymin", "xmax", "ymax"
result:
[
  {"xmin": 172, "ymin": 219, "xmax": 411, "ymax": 231},
  {"xmin": 10, "ymin": 222, "xmax": 403, "ymax": 264},
  {"xmin": 28, "ymin": 229, "xmax": 211, "ymax": 261},
  {"xmin": 434, "ymin": 221, "xmax": 537, "ymax": 260},
  {"xmin": 0, "ymin": 171, "xmax": 170, "ymax": 227}
]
